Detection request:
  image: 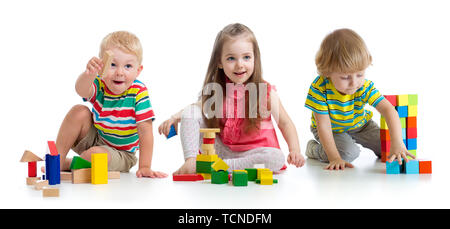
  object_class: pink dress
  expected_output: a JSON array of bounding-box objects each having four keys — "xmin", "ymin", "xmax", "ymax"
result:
[{"xmin": 219, "ymin": 81, "xmax": 280, "ymax": 152}]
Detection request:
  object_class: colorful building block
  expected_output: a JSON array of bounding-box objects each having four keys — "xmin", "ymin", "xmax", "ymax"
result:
[
  {"xmin": 260, "ymin": 170, "xmax": 274, "ymax": 185},
  {"xmin": 20, "ymin": 150, "xmax": 43, "ymax": 178},
  {"xmin": 211, "ymin": 170, "xmax": 229, "ymax": 184},
  {"xmin": 172, "ymin": 174, "xmax": 204, "ymax": 181},
  {"xmin": 196, "ymin": 161, "xmax": 215, "ymax": 173},
  {"xmin": 386, "ymin": 161, "xmax": 401, "ymax": 174},
  {"xmin": 408, "ymin": 150, "xmax": 417, "ymax": 159},
  {"xmin": 419, "ymin": 160, "xmax": 432, "ymax": 174},
  {"xmin": 408, "ymin": 105, "xmax": 417, "ymax": 117},
  {"xmin": 380, "ymin": 116, "xmax": 388, "ymax": 130},
  {"xmin": 406, "ymin": 128, "xmax": 417, "ymax": 139},
  {"xmin": 196, "ymin": 154, "xmax": 218, "ymax": 162},
  {"xmin": 397, "ymin": 94, "xmax": 409, "ymax": 106},
  {"xmin": 408, "ymin": 94, "xmax": 418, "ymax": 106},
  {"xmin": 211, "ymin": 158, "xmax": 229, "ymax": 172},
  {"xmin": 47, "ymin": 141, "xmax": 58, "ymax": 156},
  {"xmin": 380, "ymin": 129, "xmax": 390, "ymax": 141},
  {"xmin": 397, "ymin": 106, "xmax": 408, "ymax": 118},
  {"xmin": 245, "ymin": 168, "xmax": 258, "ymax": 181},
  {"xmin": 91, "ymin": 153, "xmax": 108, "ymax": 184},
  {"xmin": 406, "ymin": 116, "xmax": 417, "ymax": 128},
  {"xmin": 407, "ymin": 138, "xmax": 417, "ymax": 150},
  {"xmin": 232, "ymin": 170, "xmax": 248, "ymax": 186},
  {"xmin": 384, "ymin": 95, "xmax": 397, "ymax": 106},
  {"xmin": 42, "ymin": 187, "xmax": 59, "ymax": 197},
  {"xmin": 45, "ymin": 154, "xmax": 60, "ymax": 185},
  {"xmin": 404, "ymin": 160, "xmax": 419, "ymax": 174},
  {"xmin": 166, "ymin": 125, "xmax": 177, "ymax": 139},
  {"xmin": 70, "ymin": 156, "xmax": 91, "ymax": 170}
]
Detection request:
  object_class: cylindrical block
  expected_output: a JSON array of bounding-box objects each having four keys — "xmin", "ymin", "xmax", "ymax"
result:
[
  {"xmin": 28, "ymin": 161, "xmax": 37, "ymax": 177},
  {"xmin": 45, "ymin": 154, "xmax": 60, "ymax": 185}
]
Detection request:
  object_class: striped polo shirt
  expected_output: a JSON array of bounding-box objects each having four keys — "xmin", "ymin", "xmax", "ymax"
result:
[
  {"xmin": 85, "ymin": 76, "xmax": 155, "ymax": 152},
  {"xmin": 305, "ymin": 75, "xmax": 384, "ymax": 133}
]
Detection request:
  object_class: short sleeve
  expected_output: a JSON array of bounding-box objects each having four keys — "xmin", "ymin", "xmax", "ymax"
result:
[
  {"xmin": 135, "ymin": 86, "xmax": 155, "ymax": 123},
  {"xmin": 363, "ymin": 80, "xmax": 384, "ymax": 107},
  {"xmin": 82, "ymin": 76, "xmax": 100, "ymax": 104},
  {"xmin": 305, "ymin": 76, "xmax": 329, "ymax": 115}
]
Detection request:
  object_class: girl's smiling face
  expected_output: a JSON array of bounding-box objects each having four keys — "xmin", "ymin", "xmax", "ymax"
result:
[
  {"xmin": 102, "ymin": 47, "xmax": 143, "ymax": 94},
  {"xmin": 218, "ymin": 36, "xmax": 255, "ymax": 84}
]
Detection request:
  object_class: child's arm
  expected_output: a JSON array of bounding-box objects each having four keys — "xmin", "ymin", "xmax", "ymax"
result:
[
  {"xmin": 75, "ymin": 57, "xmax": 103, "ymax": 99},
  {"xmin": 270, "ymin": 92, "xmax": 305, "ymax": 168},
  {"xmin": 136, "ymin": 120, "xmax": 168, "ymax": 178},
  {"xmin": 375, "ymin": 99, "xmax": 414, "ymax": 164},
  {"xmin": 158, "ymin": 101, "xmax": 201, "ymax": 137},
  {"xmin": 314, "ymin": 112, "xmax": 355, "ymax": 170}
]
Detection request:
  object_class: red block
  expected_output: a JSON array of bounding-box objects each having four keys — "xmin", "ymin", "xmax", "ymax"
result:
[
  {"xmin": 203, "ymin": 138, "xmax": 215, "ymax": 144},
  {"xmin": 381, "ymin": 140, "xmax": 391, "ymax": 152},
  {"xmin": 407, "ymin": 128, "xmax": 417, "ymax": 139},
  {"xmin": 28, "ymin": 161, "xmax": 37, "ymax": 177},
  {"xmin": 380, "ymin": 129, "xmax": 390, "ymax": 141},
  {"xmin": 384, "ymin": 95, "xmax": 397, "ymax": 107},
  {"xmin": 173, "ymin": 174, "xmax": 204, "ymax": 181},
  {"xmin": 47, "ymin": 141, "xmax": 58, "ymax": 156},
  {"xmin": 419, "ymin": 160, "xmax": 432, "ymax": 174},
  {"xmin": 407, "ymin": 117, "xmax": 417, "ymax": 128}
]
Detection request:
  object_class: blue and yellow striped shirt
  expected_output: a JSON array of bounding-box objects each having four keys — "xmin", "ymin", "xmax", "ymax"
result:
[{"xmin": 305, "ymin": 76, "xmax": 384, "ymax": 133}]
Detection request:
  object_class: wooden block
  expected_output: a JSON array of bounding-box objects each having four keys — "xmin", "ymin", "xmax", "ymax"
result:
[
  {"xmin": 91, "ymin": 153, "xmax": 108, "ymax": 184},
  {"xmin": 42, "ymin": 187, "xmax": 59, "ymax": 197},
  {"xmin": 20, "ymin": 150, "xmax": 43, "ymax": 162},
  {"xmin": 199, "ymin": 128, "xmax": 221, "ymax": 133},
  {"xmin": 72, "ymin": 168, "xmax": 91, "ymax": 184},
  {"xmin": 408, "ymin": 94, "xmax": 418, "ymax": 106},
  {"xmin": 60, "ymin": 171, "xmax": 72, "ymax": 181},
  {"xmin": 380, "ymin": 116, "xmax": 388, "ymax": 130},
  {"xmin": 34, "ymin": 180, "xmax": 49, "ymax": 190},
  {"xmin": 405, "ymin": 160, "xmax": 419, "ymax": 174},
  {"xmin": 173, "ymin": 174, "xmax": 204, "ymax": 181},
  {"xmin": 419, "ymin": 160, "xmax": 432, "ymax": 174},
  {"xmin": 260, "ymin": 170, "xmax": 273, "ymax": 185},
  {"xmin": 407, "ymin": 116, "xmax": 417, "ymax": 128},
  {"xmin": 196, "ymin": 154, "xmax": 218, "ymax": 162},
  {"xmin": 108, "ymin": 171, "xmax": 120, "ymax": 179},
  {"xmin": 408, "ymin": 105, "xmax": 417, "ymax": 117},
  {"xmin": 380, "ymin": 129, "xmax": 390, "ymax": 141},
  {"xmin": 100, "ymin": 50, "xmax": 114, "ymax": 77},
  {"xmin": 397, "ymin": 106, "xmax": 408, "ymax": 118},
  {"xmin": 245, "ymin": 168, "xmax": 258, "ymax": 181},
  {"xmin": 384, "ymin": 95, "xmax": 397, "ymax": 106},
  {"xmin": 202, "ymin": 132, "xmax": 217, "ymax": 139},
  {"xmin": 28, "ymin": 161, "xmax": 37, "ymax": 177},
  {"xmin": 202, "ymin": 149, "xmax": 216, "ymax": 155},
  {"xmin": 201, "ymin": 144, "xmax": 215, "ymax": 152},
  {"xmin": 47, "ymin": 141, "xmax": 58, "ymax": 156},
  {"xmin": 26, "ymin": 177, "xmax": 40, "ymax": 185},
  {"xmin": 397, "ymin": 94, "xmax": 409, "ymax": 106},
  {"xmin": 211, "ymin": 158, "xmax": 229, "ymax": 172},
  {"xmin": 257, "ymin": 168, "xmax": 270, "ymax": 179},
  {"xmin": 386, "ymin": 161, "xmax": 401, "ymax": 174},
  {"xmin": 407, "ymin": 128, "xmax": 417, "ymax": 139}
]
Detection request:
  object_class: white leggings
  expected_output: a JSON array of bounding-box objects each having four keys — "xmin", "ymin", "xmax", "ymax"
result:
[{"xmin": 180, "ymin": 104, "xmax": 285, "ymax": 172}]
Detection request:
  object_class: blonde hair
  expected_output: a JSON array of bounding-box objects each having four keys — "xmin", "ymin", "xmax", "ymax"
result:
[
  {"xmin": 201, "ymin": 23, "xmax": 266, "ymax": 132},
  {"xmin": 99, "ymin": 31, "xmax": 143, "ymax": 64},
  {"xmin": 315, "ymin": 28, "xmax": 372, "ymax": 77}
]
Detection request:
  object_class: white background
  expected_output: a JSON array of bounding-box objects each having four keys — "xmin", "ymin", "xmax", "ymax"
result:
[{"xmin": 1, "ymin": 0, "xmax": 449, "ymax": 209}]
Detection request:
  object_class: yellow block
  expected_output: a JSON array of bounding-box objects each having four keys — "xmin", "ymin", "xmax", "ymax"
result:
[
  {"xmin": 91, "ymin": 153, "xmax": 108, "ymax": 184},
  {"xmin": 196, "ymin": 154, "xmax": 218, "ymax": 162},
  {"xmin": 200, "ymin": 128, "xmax": 221, "ymax": 133},
  {"xmin": 397, "ymin": 94, "xmax": 409, "ymax": 106},
  {"xmin": 199, "ymin": 173, "xmax": 211, "ymax": 180},
  {"xmin": 211, "ymin": 158, "xmax": 229, "ymax": 172},
  {"xmin": 202, "ymin": 132, "xmax": 217, "ymax": 139},
  {"xmin": 380, "ymin": 116, "xmax": 388, "ymax": 130},
  {"xmin": 408, "ymin": 105, "xmax": 417, "ymax": 117},
  {"xmin": 257, "ymin": 168, "xmax": 270, "ymax": 179},
  {"xmin": 260, "ymin": 170, "xmax": 273, "ymax": 185}
]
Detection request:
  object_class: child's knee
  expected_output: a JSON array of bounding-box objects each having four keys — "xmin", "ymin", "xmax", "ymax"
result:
[
  {"xmin": 79, "ymin": 146, "xmax": 109, "ymax": 161},
  {"xmin": 68, "ymin": 104, "xmax": 91, "ymax": 122},
  {"xmin": 338, "ymin": 144, "xmax": 360, "ymax": 162}
]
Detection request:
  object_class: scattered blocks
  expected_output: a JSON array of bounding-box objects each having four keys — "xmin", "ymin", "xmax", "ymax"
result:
[
  {"xmin": 173, "ymin": 174, "xmax": 204, "ymax": 181},
  {"xmin": 91, "ymin": 153, "xmax": 108, "ymax": 184},
  {"xmin": 386, "ymin": 161, "xmax": 401, "ymax": 174},
  {"xmin": 42, "ymin": 187, "xmax": 59, "ymax": 197},
  {"xmin": 232, "ymin": 170, "xmax": 248, "ymax": 186},
  {"xmin": 212, "ymin": 170, "xmax": 229, "ymax": 184},
  {"xmin": 404, "ymin": 160, "xmax": 419, "ymax": 174}
]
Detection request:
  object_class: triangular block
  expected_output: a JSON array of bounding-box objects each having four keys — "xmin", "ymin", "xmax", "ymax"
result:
[
  {"xmin": 69, "ymin": 156, "xmax": 91, "ymax": 170},
  {"xmin": 20, "ymin": 150, "xmax": 43, "ymax": 162}
]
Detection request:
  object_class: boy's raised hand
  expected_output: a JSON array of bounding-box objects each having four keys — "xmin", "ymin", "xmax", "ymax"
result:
[
  {"xmin": 85, "ymin": 57, "xmax": 103, "ymax": 77},
  {"xmin": 388, "ymin": 141, "xmax": 414, "ymax": 164}
]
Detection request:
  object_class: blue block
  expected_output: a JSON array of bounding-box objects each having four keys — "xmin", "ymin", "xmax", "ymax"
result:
[
  {"xmin": 405, "ymin": 160, "xmax": 419, "ymax": 174},
  {"xmin": 45, "ymin": 154, "xmax": 60, "ymax": 185},
  {"xmin": 407, "ymin": 138, "xmax": 417, "ymax": 150},
  {"xmin": 396, "ymin": 106, "xmax": 408, "ymax": 118},
  {"xmin": 386, "ymin": 161, "xmax": 401, "ymax": 174},
  {"xmin": 167, "ymin": 125, "xmax": 177, "ymax": 139},
  {"xmin": 402, "ymin": 128, "xmax": 406, "ymax": 140}
]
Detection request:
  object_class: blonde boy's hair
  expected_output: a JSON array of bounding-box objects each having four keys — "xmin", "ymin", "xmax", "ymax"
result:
[
  {"xmin": 100, "ymin": 31, "xmax": 143, "ymax": 65},
  {"xmin": 315, "ymin": 28, "xmax": 372, "ymax": 77}
]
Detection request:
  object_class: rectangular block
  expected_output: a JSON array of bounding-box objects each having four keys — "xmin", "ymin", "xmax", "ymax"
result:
[
  {"xmin": 381, "ymin": 140, "xmax": 391, "ymax": 153},
  {"xmin": 232, "ymin": 170, "xmax": 248, "ymax": 186},
  {"xmin": 34, "ymin": 180, "xmax": 49, "ymax": 190},
  {"xmin": 419, "ymin": 160, "xmax": 432, "ymax": 174},
  {"xmin": 407, "ymin": 138, "xmax": 417, "ymax": 150},
  {"xmin": 381, "ymin": 151, "xmax": 389, "ymax": 163},
  {"xmin": 201, "ymin": 143, "xmax": 215, "ymax": 151},
  {"xmin": 196, "ymin": 161, "xmax": 214, "ymax": 174},
  {"xmin": 397, "ymin": 94, "xmax": 409, "ymax": 106},
  {"xmin": 42, "ymin": 188, "xmax": 59, "ymax": 197},
  {"xmin": 60, "ymin": 171, "xmax": 72, "ymax": 181},
  {"xmin": 173, "ymin": 174, "xmax": 204, "ymax": 181},
  {"xmin": 407, "ymin": 128, "xmax": 417, "ymax": 139},
  {"xmin": 108, "ymin": 171, "xmax": 120, "ymax": 179},
  {"xmin": 408, "ymin": 150, "xmax": 417, "ymax": 159},
  {"xmin": 211, "ymin": 170, "xmax": 229, "ymax": 184},
  {"xmin": 406, "ymin": 116, "xmax": 417, "ymax": 128},
  {"xmin": 91, "ymin": 153, "xmax": 108, "ymax": 184},
  {"xmin": 28, "ymin": 161, "xmax": 37, "ymax": 177},
  {"xmin": 408, "ymin": 105, "xmax": 417, "ymax": 117},
  {"xmin": 72, "ymin": 168, "xmax": 91, "ymax": 184},
  {"xmin": 196, "ymin": 154, "xmax": 218, "ymax": 162},
  {"xmin": 401, "ymin": 128, "xmax": 406, "ymax": 140},
  {"xmin": 47, "ymin": 141, "xmax": 59, "ymax": 156},
  {"xmin": 260, "ymin": 170, "xmax": 274, "ymax": 185},
  {"xmin": 26, "ymin": 177, "xmax": 40, "ymax": 185},
  {"xmin": 386, "ymin": 161, "xmax": 401, "ymax": 174},
  {"xmin": 257, "ymin": 168, "xmax": 271, "ymax": 179},
  {"xmin": 397, "ymin": 106, "xmax": 408, "ymax": 118},
  {"xmin": 245, "ymin": 168, "xmax": 258, "ymax": 181},
  {"xmin": 45, "ymin": 154, "xmax": 60, "ymax": 185},
  {"xmin": 384, "ymin": 95, "xmax": 397, "ymax": 106},
  {"xmin": 380, "ymin": 129, "xmax": 390, "ymax": 141},
  {"xmin": 380, "ymin": 116, "xmax": 388, "ymax": 130},
  {"xmin": 400, "ymin": 118, "xmax": 406, "ymax": 128},
  {"xmin": 405, "ymin": 160, "xmax": 419, "ymax": 174},
  {"xmin": 408, "ymin": 94, "xmax": 418, "ymax": 106}
]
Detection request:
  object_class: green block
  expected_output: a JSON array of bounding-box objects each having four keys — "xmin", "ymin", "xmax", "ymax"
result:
[
  {"xmin": 408, "ymin": 94, "xmax": 418, "ymax": 105},
  {"xmin": 400, "ymin": 118, "xmax": 406, "ymax": 128},
  {"xmin": 245, "ymin": 168, "xmax": 257, "ymax": 181},
  {"xmin": 70, "ymin": 156, "xmax": 91, "ymax": 170},
  {"xmin": 196, "ymin": 161, "xmax": 214, "ymax": 174},
  {"xmin": 256, "ymin": 179, "xmax": 278, "ymax": 184},
  {"xmin": 232, "ymin": 171, "xmax": 248, "ymax": 186},
  {"xmin": 408, "ymin": 150, "xmax": 417, "ymax": 159},
  {"xmin": 211, "ymin": 170, "xmax": 229, "ymax": 184}
]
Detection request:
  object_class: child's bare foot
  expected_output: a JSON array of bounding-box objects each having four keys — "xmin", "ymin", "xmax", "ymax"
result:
[{"xmin": 173, "ymin": 157, "xmax": 196, "ymax": 175}]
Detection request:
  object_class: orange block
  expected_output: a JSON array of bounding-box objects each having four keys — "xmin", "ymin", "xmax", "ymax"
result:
[
  {"xmin": 419, "ymin": 160, "xmax": 432, "ymax": 174},
  {"xmin": 407, "ymin": 117, "xmax": 417, "ymax": 128},
  {"xmin": 380, "ymin": 129, "xmax": 390, "ymax": 141}
]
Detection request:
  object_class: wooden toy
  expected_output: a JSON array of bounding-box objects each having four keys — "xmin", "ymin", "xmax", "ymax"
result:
[
  {"xmin": 20, "ymin": 150, "xmax": 43, "ymax": 178},
  {"xmin": 386, "ymin": 160, "xmax": 401, "ymax": 174},
  {"xmin": 404, "ymin": 160, "xmax": 419, "ymax": 174},
  {"xmin": 72, "ymin": 168, "xmax": 91, "ymax": 184},
  {"xmin": 108, "ymin": 171, "xmax": 120, "ymax": 179},
  {"xmin": 259, "ymin": 170, "xmax": 274, "ymax": 185},
  {"xmin": 60, "ymin": 171, "xmax": 72, "ymax": 181},
  {"xmin": 47, "ymin": 141, "xmax": 58, "ymax": 156},
  {"xmin": 100, "ymin": 50, "xmax": 114, "ymax": 77},
  {"xmin": 245, "ymin": 168, "xmax": 258, "ymax": 181},
  {"xmin": 173, "ymin": 174, "xmax": 204, "ymax": 181},
  {"xmin": 69, "ymin": 156, "xmax": 91, "ymax": 170},
  {"xmin": 34, "ymin": 180, "xmax": 49, "ymax": 190},
  {"xmin": 42, "ymin": 187, "xmax": 59, "ymax": 197},
  {"xmin": 419, "ymin": 160, "xmax": 432, "ymax": 174},
  {"xmin": 167, "ymin": 125, "xmax": 177, "ymax": 139},
  {"xmin": 45, "ymin": 154, "xmax": 60, "ymax": 185},
  {"xmin": 26, "ymin": 177, "xmax": 40, "ymax": 185},
  {"xmin": 91, "ymin": 153, "xmax": 108, "ymax": 184},
  {"xmin": 211, "ymin": 158, "xmax": 229, "ymax": 172},
  {"xmin": 232, "ymin": 170, "xmax": 248, "ymax": 186},
  {"xmin": 211, "ymin": 170, "xmax": 229, "ymax": 184}
]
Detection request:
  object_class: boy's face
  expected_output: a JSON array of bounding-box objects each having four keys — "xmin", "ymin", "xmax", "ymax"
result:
[
  {"xmin": 218, "ymin": 36, "xmax": 255, "ymax": 84},
  {"xmin": 328, "ymin": 70, "xmax": 366, "ymax": 95},
  {"xmin": 102, "ymin": 47, "xmax": 143, "ymax": 95}
]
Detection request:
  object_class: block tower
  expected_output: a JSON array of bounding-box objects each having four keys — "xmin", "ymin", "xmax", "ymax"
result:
[
  {"xmin": 380, "ymin": 94, "xmax": 417, "ymax": 162},
  {"xmin": 196, "ymin": 128, "xmax": 221, "ymax": 180},
  {"xmin": 20, "ymin": 150, "xmax": 43, "ymax": 185}
]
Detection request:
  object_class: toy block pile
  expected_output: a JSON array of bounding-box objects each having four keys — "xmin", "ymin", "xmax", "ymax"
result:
[
  {"xmin": 173, "ymin": 128, "xmax": 278, "ymax": 186},
  {"xmin": 21, "ymin": 140, "xmax": 121, "ymax": 198},
  {"xmin": 381, "ymin": 94, "xmax": 431, "ymax": 174}
]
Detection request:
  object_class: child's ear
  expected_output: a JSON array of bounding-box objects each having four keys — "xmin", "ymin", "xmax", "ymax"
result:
[{"xmin": 136, "ymin": 65, "xmax": 143, "ymax": 77}]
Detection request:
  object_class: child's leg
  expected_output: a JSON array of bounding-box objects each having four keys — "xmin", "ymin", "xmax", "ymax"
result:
[
  {"xmin": 216, "ymin": 138, "xmax": 285, "ymax": 172},
  {"xmin": 348, "ymin": 119, "xmax": 381, "ymax": 158},
  {"xmin": 55, "ymin": 104, "xmax": 93, "ymax": 171},
  {"xmin": 308, "ymin": 126, "xmax": 361, "ymax": 163}
]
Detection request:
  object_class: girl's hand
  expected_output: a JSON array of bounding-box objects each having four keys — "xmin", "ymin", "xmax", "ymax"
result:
[
  {"xmin": 325, "ymin": 158, "xmax": 354, "ymax": 170},
  {"xmin": 85, "ymin": 57, "xmax": 103, "ymax": 77},
  {"xmin": 287, "ymin": 152, "xmax": 305, "ymax": 168},
  {"xmin": 136, "ymin": 167, "xmax": 168, "ymax": 178},
  {"xmin": 158, "ymin": 117, "xmax": 179, "ymax": 137},
  {"xmin": 388, "ymin": 140, "xmax": 414, "ymax": 165}
]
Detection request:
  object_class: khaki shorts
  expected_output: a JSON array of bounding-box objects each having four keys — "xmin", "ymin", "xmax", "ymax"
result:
[{"xmin": 72, "ymin": 125, "xmax": 137, "ymax": 172}]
